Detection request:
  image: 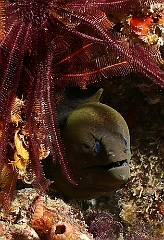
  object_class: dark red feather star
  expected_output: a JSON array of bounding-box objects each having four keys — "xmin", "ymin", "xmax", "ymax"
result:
[{"xmin": 0, "ymin": 0, "xmax": 163, "ymax": 209}]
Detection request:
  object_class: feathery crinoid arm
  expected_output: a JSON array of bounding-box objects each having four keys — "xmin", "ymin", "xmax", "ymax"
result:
[
  {"xmin": 50, "ymin": 0, "xmax": 164, "ymax": 88},
  {"xmin": 50, "ymin": 7, "xmax": 133, "ymax": 88},
  {"xmin": 36, "ymin": 51, "xmax": 77, "ymax": 185},
  {"xmin": 22, "ymin": 47, "xmax": 76, "ymax": 194},
  {"xmin": 53, "ymin": 41, "xmax": 133, "ymax": 89}
]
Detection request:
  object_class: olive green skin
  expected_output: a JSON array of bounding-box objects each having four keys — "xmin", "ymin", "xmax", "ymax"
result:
[{"xmin": 46, "ymin": 89, "xmax": 131, "ymax": 199}]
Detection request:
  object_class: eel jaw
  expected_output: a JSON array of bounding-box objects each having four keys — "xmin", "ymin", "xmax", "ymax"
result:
[
  {"xmin": 86, "ymin": 159, "xmax": 129, "ymax": 171},
  {"xmin": 99, "ymin": 159, "xmax": 128, "ymax": 170}
]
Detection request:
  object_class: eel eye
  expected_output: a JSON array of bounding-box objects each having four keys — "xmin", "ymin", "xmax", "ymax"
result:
[
  {"xmin": 93, "ymin": 141, "xmax": 101, "ymax": 154},
  {"xmin": 124, "ymin": 137, "xmax": 128, "ymax": 149}
]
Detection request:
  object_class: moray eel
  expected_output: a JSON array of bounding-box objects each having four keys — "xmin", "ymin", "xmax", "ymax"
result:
[{"xmin": 44, "ymin": 89, "xmax": 131, "ymax": 199}]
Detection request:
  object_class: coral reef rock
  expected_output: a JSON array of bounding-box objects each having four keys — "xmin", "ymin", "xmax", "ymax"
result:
[{"xmin": 0, "ymin": 188, "xmax": 93, "ymax": 240}]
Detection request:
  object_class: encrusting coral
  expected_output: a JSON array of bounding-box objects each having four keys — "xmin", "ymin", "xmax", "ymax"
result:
[
  {"xmin": 0, "ymin": 188, "xmax": 93, "ymax": 240},
  {"xmin": 110, "ymin": 75, "xmax": 164, "ymax": 239}
]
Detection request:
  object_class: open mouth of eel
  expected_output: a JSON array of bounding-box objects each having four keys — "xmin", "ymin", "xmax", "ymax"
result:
[{"xmin": 87, "ymin": 160, "xmax": 128, "ymax": 170}]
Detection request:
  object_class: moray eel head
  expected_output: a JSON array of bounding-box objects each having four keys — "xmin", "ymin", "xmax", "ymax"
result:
[{"xmin": 45, "ymin": 89, "xmax": 131, "ymax": 199}]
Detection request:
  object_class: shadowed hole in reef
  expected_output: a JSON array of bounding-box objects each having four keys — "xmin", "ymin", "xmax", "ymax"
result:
[{"xmin": 55, "ymin": 225, "xmax": 66, "ymax": 234}]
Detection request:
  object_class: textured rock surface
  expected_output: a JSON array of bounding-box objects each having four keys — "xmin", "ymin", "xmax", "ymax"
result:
[{"xmin": 0, "ymin": 188, "xmax": 93, "ymax": 240}]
